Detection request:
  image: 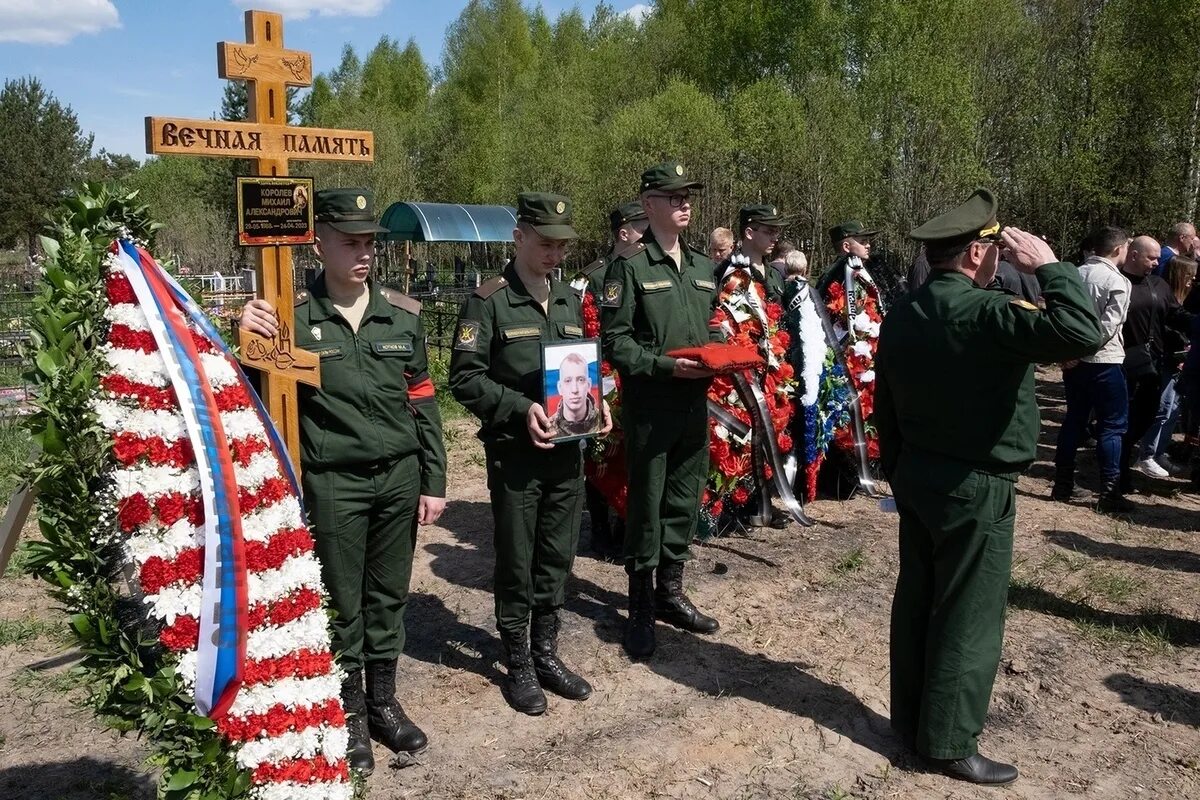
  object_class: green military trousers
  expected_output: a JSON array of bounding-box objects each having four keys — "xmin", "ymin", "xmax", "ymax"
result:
[
  {"xmin": 888, "ymin": 448, "xmax": 1016, "ymax": 760},
  {"xmin": 303, "ymin": 452, "xmax": 420, "ymax": 669},
  {"xmin": 484, "ymin": 440, "xmax": 584, "ymax": 638},
  {"xmin": 622, "ymin": 398, "xmax": 709, "ymax": 573}
]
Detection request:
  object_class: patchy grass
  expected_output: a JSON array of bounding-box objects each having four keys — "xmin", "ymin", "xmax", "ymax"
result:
[
  {"xmin": 3, "ymin": 542, "xmax": 32, "ymax": 577},
  {"xmin": 831, "ymin": 547, "xmax": 865, "ymax": 576},
  {"xmin": 1008, "ymin": 579, "xmax": 1184, "ymax": 654},
  {"xmin": 10, "ymin": 665, "xmax": 89, "ymax": 698},
  {"xmin": 0, "ymin": 617, "xmax": 64, "ymax": 647},
  {"xmin": 1084, "ymin": 568, "xmax": 1146, "ymax": 605},
  {"xmin": 0, "ymin": 415, "xmax": 33, "ymax": 499}
]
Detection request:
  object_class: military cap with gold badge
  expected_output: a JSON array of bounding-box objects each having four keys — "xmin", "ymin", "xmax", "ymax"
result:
[
  {"xmin": 738, "ymin": 203, "xmax": 792, "ymax": 232},
  {"xmin": 609, "ymin": 200, "xmax": 647, "ymax": 231},
  {"xmin": 909, "ymin": 188, "xmax": 1002, "ymax": 262},
  {"xmin": 517, "ymin": 191, "xmax": 578, "ymax": 240},
  {"xmin": 639, "ymin": 161, "xmax": 705, "ymax": 193},
  {"xmin": 314, "ymin": 187, "xmax": 388, "ymax": 235}
]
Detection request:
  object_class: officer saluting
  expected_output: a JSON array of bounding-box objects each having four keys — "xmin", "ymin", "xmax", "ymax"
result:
[
  {"xmin": 449, "ymin": 192, "xmax": 610, "ymax": 715},
  {"xmin": 601, "ymin": 161, "xmax": 724, "ymax": 660},
  {"xmin": 874, "ymin": 189, "xmax": 1102, "ymax": 785}
]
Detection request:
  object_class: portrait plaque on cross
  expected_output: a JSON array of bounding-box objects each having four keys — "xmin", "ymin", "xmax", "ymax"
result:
[{"xmin": 145, "ymin": 9, "xmax": 376, "ymax": 475}]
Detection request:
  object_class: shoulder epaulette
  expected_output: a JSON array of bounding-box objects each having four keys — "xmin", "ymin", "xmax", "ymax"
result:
[
  {"xmin": 294, "ymin": 289, "xmax": 310, "ymax": 305},
  {"xmin": 474, "ymin": 275, "xmax": 508, "ymax": 299},
  {"xmin": 614, "ymin": 242, "xmax": 647, "ymax": 261},
  {"xmin": 379, "ymin": 286, "xmax": 421, "ymax": 315},
  {"xmin": 581, "ymin": 257, "xmax": 606, "ymax": 277}
]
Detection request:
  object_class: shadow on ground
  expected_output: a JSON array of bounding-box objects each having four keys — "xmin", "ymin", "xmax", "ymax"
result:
[
  {"xmin": 0, "ymin": 757, "xmax": 153, "ymax": 800},
  {"xmin": 1008, "ymin": 582, "xmax": 1200, "ymax": 647},
  {"xmin": 1044, "ymin": 529, "xmax": 1200, "ymax": 574},
  {"xmin": 1104, "ymin": 672, "xmax": 1200, "ymax": 728},
  {"xmin": 431, "ymin": 500, "xmax": 902, "ymax": 763}
]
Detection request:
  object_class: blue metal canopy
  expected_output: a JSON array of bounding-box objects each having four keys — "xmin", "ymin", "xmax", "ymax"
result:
[{"xmin": 378, "ymin": 201, "xmax": 517, "ymax": 243}]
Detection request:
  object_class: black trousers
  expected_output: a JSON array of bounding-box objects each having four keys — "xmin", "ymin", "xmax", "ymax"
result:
[{"xmin": 1119, "ymin": 370, "xmax": 1165, "ymax": 490}]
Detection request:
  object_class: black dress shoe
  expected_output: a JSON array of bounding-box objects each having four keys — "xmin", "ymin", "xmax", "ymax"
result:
[{"xmin": 927, "ymin": 753, "xmax": 1018, "ymax": 785}]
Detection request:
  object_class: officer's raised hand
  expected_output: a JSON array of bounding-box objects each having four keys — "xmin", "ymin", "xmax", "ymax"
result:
[
  {"xmin": 239, "ymin": 298, "xmax": 279, "ymax": 338},
  {"xmin": 672, "ymin": 357, "xmax": 714, "ymax": 379},
  {"xmin": 1000, "ymin": 227, "xmax": 1057, "ymax": 274},
  {"xmin": 526, "ymin": 402, "xmax": 557, "ymax": 449}
]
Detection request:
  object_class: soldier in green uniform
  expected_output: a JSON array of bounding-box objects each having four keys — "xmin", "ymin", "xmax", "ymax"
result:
[
  {"xmin": 239, "ymin": 189, "xmax": 446, "ymax": 776},
  {"xmin": 714, "ymin": 204, "xmax": 789, "ymax": 302},
  {"xmin": 449, "ymin": 192, "xmax": 610, "ymax": 715},
  {"xmin": 572, "ymin": 201, "xmax": 648, "ymax": 557},
  {"xmin": 874, "ymin": 189, "xmax": 1102, "ymax": 785},
  {"xmin": 817, "ymin": 220, "xmax": 878, "ymax": 298},
  {"xmin": 601, "ymin": 161, "xmax": 724, "ymax": 660},
  {"xmin": 575, "ymin": 200, "xmax": 649, "ymax": 296}
]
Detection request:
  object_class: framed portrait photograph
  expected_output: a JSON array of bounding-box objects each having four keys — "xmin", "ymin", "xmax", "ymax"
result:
[{"xmin": 542, "ymin": 338, "xmax": 602, "ymax": 443}]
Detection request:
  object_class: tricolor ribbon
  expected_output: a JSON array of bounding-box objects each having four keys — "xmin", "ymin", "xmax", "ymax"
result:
[{"xmin": 112, "ymin": 240, "xmax": 251, "ymax": 718}]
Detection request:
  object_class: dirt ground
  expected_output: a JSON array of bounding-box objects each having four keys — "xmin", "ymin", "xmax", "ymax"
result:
[{"xmin": 0, "ymin": 370, "xmax": 1197, "ymax": 800}]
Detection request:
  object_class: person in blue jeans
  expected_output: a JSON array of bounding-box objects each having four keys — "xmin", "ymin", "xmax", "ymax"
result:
[{"xmin": 1052, "ymin": 226, "xmax": 1134, "ymax": 512}]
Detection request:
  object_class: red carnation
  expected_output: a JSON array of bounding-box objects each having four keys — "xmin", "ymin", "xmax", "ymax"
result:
[
  {"xmin": 106, "ymin": 274, "xmax": 136, "ymax": 304},
  {"xmin": 732, "ymin": 486, "xmax": 751, "ymax": 505},
  {"xmin": 117, "ymin": 493, "xmax": 152, "ymax": 532},
  {"xmin": 778, "ymin": 434, "xmax": 793, "ymax": 452}
]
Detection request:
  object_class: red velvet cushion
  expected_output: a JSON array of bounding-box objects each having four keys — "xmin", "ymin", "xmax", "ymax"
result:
[{"xmin": 667, "ymin": 342, "xmax": 765, "ymax": 373}]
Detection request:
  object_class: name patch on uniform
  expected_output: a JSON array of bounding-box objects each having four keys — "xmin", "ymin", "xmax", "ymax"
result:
[
  {"xmin": 312, "ymin": 346, "xmax": 343, "ymax": 360},
  {"xmin": 693, "ymin": 279, "xmax": 715, "ymax": 290},
  {"xmin": 372, "ymin": 340, "xmax": 413, "ymax": 355},
  {"xmin": 1010, "ymin": 298, "xmax": 1040, "ymax": 312},
  {"xmin": 455, "ymin": 320, "xmax": 480, "ymax": 351},
  {"xmin": 602, "ymin": 279, "xmax": 622, "ymax": 307},
  {"xmin": 563, "ymin": 324, "xmax": 583, "ymax": 337},
  {"xmin": 640, "ymin": 279, "xmax": 672, "ymax": 292},
  {"xmin": 500, "ymin": 326, "xmax": 542, "ymax": 341}
]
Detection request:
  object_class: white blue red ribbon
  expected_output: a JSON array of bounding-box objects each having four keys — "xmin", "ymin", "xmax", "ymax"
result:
[{"xmin": 113, "ymin": 240, "xmax": 248, "ymax": 718}]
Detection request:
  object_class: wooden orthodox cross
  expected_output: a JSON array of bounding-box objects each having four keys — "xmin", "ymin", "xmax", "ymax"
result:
[{"xmin": 145, "ymin": 9, "xmax": 375, "ymax": 474}]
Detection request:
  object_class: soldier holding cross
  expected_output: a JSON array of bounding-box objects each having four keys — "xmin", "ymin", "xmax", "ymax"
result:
[{"xmin": 239, "ymin": 188, "xmax": 445, "ymax": 776}]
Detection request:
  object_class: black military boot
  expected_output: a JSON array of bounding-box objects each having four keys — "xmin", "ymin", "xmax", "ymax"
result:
[
  {"xmin": 500, "ymin": 631, "xmax": 547, "ymax": 715},
  {"xmin": 1050, "ymin": 464, "xmax": 1075, "ymax": 502},
  {"xmin": 623, "ymin": 570, "xmax": 656, "ymax": 660},
  {"xmin": 1096, "ymin": 483, "xmax": 1136, "ymax": 514},
  {"xmin": 530, "ymin": 609, "xmax": 592, "ymax": 700},
  {"xmin": 340, "ymin": 669, "xmax": 374, "ymax": 775},
  {"xmin": 655, "ymin": 561, "xmax": 720, "ymax": 634},
  {"xmin": 365, "ymin": 660, "xmax": 428, "ymax": 754}
]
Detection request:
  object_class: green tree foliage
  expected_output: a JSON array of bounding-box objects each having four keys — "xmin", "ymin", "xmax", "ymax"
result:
[
  {"xmin": 88, "ymin": 0, "xmax": 1200, "ymax": 275},
  {"xmin": 0, "ymin": 77, "xmax": 93, "ymax": 257}
]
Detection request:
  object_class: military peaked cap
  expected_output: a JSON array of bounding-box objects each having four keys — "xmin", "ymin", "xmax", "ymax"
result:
[{"xmin": 315, "ymin": 188, "xmax": 388, "ymax": 235}]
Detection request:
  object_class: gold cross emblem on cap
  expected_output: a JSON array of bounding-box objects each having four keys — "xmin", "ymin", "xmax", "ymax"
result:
[
  {"xmin": 555, "ymin": 201, "xmax": 565, "ymax": 214},
  {"xmin": 356, "ymin": 195, "xmax": 366, "ymax": 209},
  {"xmin": 675, "ymin": 164, "xmax": 684, "ymax": 176}
]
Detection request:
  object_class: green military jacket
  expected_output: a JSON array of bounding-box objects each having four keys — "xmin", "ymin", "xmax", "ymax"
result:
[
  {"xmin": 449, "ymin": 262, "xmax": 586, "ymax": 446},
  {"xmin": 572, "ymin": 252, "xmax": 612, "ymax": 298},
  {"xmin": 600, "ymin": 229, "xmax": 722, "ymax": 408},
  {"xmin": 874, "ymin": 262, "xmax": 1103, "ymax": 476},
  {"xmin": 294, "ymin": 274, "xmax": 447, "ymax": 495}
]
